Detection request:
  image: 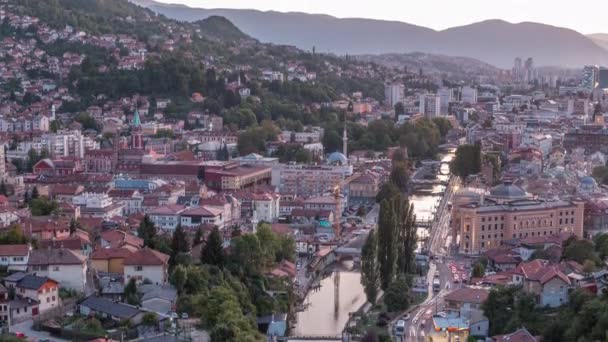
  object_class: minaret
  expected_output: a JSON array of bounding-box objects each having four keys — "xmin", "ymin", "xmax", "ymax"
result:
[
  {"xmin": 51, "ymin": 104, "xmax": 56, "ymax": 121},
  {"xmin": 342, "ymin": 122, "xmax": 348, "ymax": 158},
  {"xmin": 131, "ymin": 107, "xmax": 143, "ymax": 150}
]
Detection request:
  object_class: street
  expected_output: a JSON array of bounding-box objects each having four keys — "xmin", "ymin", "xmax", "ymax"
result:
[{"xmin": 394, "ymin": 177, "xmax": 463, "ymax": 341}]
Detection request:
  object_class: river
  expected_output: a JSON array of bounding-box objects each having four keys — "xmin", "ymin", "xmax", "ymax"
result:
[{"xmin": 292, "ymin": 151, "xmax": 454, "ymax": 337}]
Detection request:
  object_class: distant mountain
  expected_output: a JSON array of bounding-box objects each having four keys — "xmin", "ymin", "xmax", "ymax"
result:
[
  {"xmin": 588, "ymin": 33, "xmax": 608, "ymax": 53},
  {"xmin": 357, "ymin": 53, "xmax": 501, "ymax": 81},
  {"xmin": 196, "ymin": 15, "xmax": 250, "ymax": 41},
  {"xmin": 132, "ymin": 0, "xmax": 608, "ymax": 68}
]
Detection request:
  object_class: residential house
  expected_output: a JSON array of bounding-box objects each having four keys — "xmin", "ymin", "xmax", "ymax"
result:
[
  {"xmin": 0, "ymin": 244, "xmax": 30, "ymax": 271},
  {"xmin": 99, "ymin": 230, "xmax": 143, "ymax": 251},
  {"xmin": 444, "ymin": 287, "xmax": 489, "ymax": 314},
  {"xmin": 139, "ymin": 284, "xmax": 177, "ymax": 315},
  {"xmin": 91, "ymin": 248, "xmax": 133, "ymax": 274},
  {"xmin": 491, "ymin": 327, "xmax": 540, "ymax": 341},
  {"xmin": 123, "ymin": 248, "xmax": 169, "ymax": 285},
  {"xmin": 27, "ymin": 248, "xmax": 88, "ymax": 292},
  {"xmin": 180, "ymin": 206, "xmax": 224, "ymax": 229},
  {"xmin": 9, "ymin": 275, "xmax": 59, "ymax": 314},
  {"xmin": 513, "ymin": 259, "xmax": 571, "ymax": 307},
  {"xmin": 79, "ymin": 296, "xmax": 144, "ymax": 325}
]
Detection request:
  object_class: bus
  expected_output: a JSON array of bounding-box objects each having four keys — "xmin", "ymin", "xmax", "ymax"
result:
[
  {"xmin": 433, "ymin": 278, "xmax": 441, "ymax": 292},
  {"xmin": 395, "ymin": 320, "xmax": 406, "ymax": 336}
]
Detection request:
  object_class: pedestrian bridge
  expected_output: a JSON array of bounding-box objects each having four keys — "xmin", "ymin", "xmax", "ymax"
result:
[{"xmin": 334, "ymin": 234, "xmax": 367, "ymax": 259}]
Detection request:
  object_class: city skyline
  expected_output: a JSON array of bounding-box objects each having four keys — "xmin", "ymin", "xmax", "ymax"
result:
[{"xmin": 157, "ymin": 0, "xmax": 608, "ymax": 34}]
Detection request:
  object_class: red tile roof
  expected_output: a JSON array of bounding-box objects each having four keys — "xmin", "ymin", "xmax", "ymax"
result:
[
  {"xmin": 444, "ymin": 287, "xmax": 489, "ymax": 304},
  {"xmin": 0, "ymin": 244, "xmax": 29, "ymax": 256},
  {"xmin": 91, "ymin": 247, "xmax": 133, "ymax": 260},
  {"xmin": 123, "ymin": 248, "xmax": 169, "ymax": 266}
]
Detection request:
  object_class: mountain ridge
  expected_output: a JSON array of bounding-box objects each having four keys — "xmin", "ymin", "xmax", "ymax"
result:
[{"xmin": 132, "ymin": 0, "xmax": 608, "ymax": 68}]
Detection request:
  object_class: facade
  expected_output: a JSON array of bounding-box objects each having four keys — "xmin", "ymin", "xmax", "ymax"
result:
[
  {"xmin": 438, "ymin": 87, "xmax": 453, "ymax": 115},
  {"xmin": 346, "ymin": 172, "xmax": 381, "ymax": 206},
  {"xmin": 0, "ymin": 244, "xmax": 30, "ymax": 271},
  {"xmin": 461, "ymin": 86, "xmax": 478, "ymax": 104},
  {"xmin": 72, "ymin": 192, "xmax": 125, "ymax": 219},
  {"xmin": 91, "ymin": 248, "xmax": 133, "ymax": 274},
  {"xmin": 272, "ymin": 162, "xmax": 352, "ymax": 197},
  {"xmin": 27, "ymin": 248, "xmax": 88, "ymax": 292},
  {"xmin": 123, "ymin": 248, "xmax": 169, "ymax": 285},
  {"xmin": 419, "ymin": 94, "xmax": 441, "ymax": 118},
  {"xmin": 451, "ymin": 182, "xmax": 585, "ymax": 255},
  {"xmin": 384, "ymin": 83, "xmax": 404, "ymax": 107}
]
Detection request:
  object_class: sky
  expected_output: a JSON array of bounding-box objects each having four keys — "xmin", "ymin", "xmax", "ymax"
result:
[{"xmin": 157, "ymin": 0, "xmax": 608, "ymax": 34}]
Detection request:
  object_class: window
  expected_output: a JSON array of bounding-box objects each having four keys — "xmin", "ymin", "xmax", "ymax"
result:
[
  {"xmin": 559, "ymin": 219, "xmax": 562, "ymax": 224},
  {"xmin": 481, "ymin": 217, "xmax": 485, "ymax": 222},
  {"xmin": 53, "ymin": 266, "xmax": 59, "ymax": 271},
  {"xmin": 571, "ymin": 218, "xmax": 574, "ymax": 224},
  {"xmin": 481, "ymin": 235, "xmax": 485, "ymax": 240},
  {"xmin": 481, "ymin": 226, "xmax": 485, "ymax": 231},
  {"xmin": 135, "ymin": 266, "xmax": 143, "ymax": 271},
  {"xmin": 46, "ymin": 297, "xmax": 50, "ymax": 303}
]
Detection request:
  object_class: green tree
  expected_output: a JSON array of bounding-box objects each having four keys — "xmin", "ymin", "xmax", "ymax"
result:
[
  {"xmin": 170, "ymin": 224, "xmax": 191, "ymax": 267},
  {"xmin": 201, "ymin": 226, "xmax": 225, "ymax": 267},
  {"xmin": 376, "ymin": 182, "xmax": 399, "ymax": 203},
  {"xmin": 390, "ymin": 162, "xmax": 409, "ymax": 193},
  {"xmin": 562, "ymin": 238, "xmax": 600, "ymax": 265},
  {"xmin": 31, "ymin": 186, "xmax": 39, "ymax": 199},
  {"xmin": 193, "ymin": 227, "xmax": 203, "ymax": 246},
  {"xmin": 137, "ymin": 215, "xmax": 157, "ymax": 248},
  {"xmin": 394, "ymin": 102, "xmax": 405, "ymax": 118},
  {"xmin": 124, "ymin": 278, "xmax": 140, "ymax": 305},
  {"xmin": 142, "ymin": 312, "xmax": 158, "ymax": 326},
  {"xmin": 396, "ymin": 198, "xmax": 417, "ymax": 275},
  {"xmin": 230, "ymin": 233, "xmax": 263, "ymax": 275},
  {"xmin": 384, "ymin": 275, "xmax": 410, "ymax": 312},
  {"xmin": 28, "ymin": 197, "xmax": 58, "ymax": 216},
  {"xmin": 377, "ymin": 198, "xmax": 397, "ymax": 290},
  {"xmin": 361, "ymin": 230, "xmax": 380, "ymax": 304},
  {"xmin": 472, "ymin": 261, "xmax": 485, "ymax": 278},
  {"xmin": 451, "ymin": 144, "xmax": 481, "ymax": 180}
]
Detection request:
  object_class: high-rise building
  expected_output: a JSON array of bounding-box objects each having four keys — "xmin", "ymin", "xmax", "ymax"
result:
[
  {"xmin": 419, "ymin": 94, "xmax": 441, "ymax": 118},
  {"xmin": 461, "ymin": 86, "xmax": 478, "ymax": 104},
  {"xmin": 513, "ymin": 57, "xmax": 522, "ymax": 79},
  {"xmin": 581, "ymin": 65, "xmax": 599, "ymax": 91},
  {"xmin": 599, "ymin": 67, "xmax": 608, "ymax": 89},
  {"xmin": 384, "ymin": 83, "xmax": 404, "ymax": 108},
  {"xmin": 437, "ymin": 87, "xmax": 453, "ymax": 115}
]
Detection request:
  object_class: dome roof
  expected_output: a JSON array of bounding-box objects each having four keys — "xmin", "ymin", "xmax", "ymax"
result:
[
  {"xmin": 580, "ymin": 176, "xmax": 597, "ymax": 186},
  {"xmin": 453, "ymin": 188, "xmax": 484, "ymax": 204},
  {"xmin": 327, "ymin": 152, "xmax": 348, "ymax": 165},
  {"xmin": 489, "ymin": 181, "xmax": 527, "ymax": 199}
]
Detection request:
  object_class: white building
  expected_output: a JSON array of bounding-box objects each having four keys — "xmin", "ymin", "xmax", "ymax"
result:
[
  {"xmin": 461, "ymin": 86, "xmax": 478, "ymax": 104},
  {"xmin": 27, "ymin": 248, "xmax": 88, "ymax": 293},
  {"xmin": 0, "ymin": 245, "xmax": 29, "ymax": 271},
  {"xmin": 385, "ymin": 83, "xmax": 405, "ymax": 107},
  {"xmin": 251, "ymin": 193, "xmax": 281, "ymax": 223},
  {"xmin": 123, "ymin": 248, "xmax": 169, "ymax": 285},
  {"xmin": 419, "ymin": 94, "xmax": 441, "ymax": 118},
  {"xmin": 438, "ymin": 87, "xmax": 454, "ymax": 115},
  {"xmin": 72, "ymin": 193, "xmax": 125, "ymax": 219}
]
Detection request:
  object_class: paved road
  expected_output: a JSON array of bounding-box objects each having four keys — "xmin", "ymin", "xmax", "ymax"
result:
[{"xmin": 394, "ymin": 177, "xmax": 461, "ymax": 341}]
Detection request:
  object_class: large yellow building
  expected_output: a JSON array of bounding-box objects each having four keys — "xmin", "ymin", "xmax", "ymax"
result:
[{"xmin": 451, "ymin": 181, "xmax": 584, "ymax": 255}]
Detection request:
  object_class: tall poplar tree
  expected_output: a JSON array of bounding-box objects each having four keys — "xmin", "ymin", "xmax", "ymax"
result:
[{"xmin": 361, "ymin": 230, "xmax": 380, "ymax": 304}]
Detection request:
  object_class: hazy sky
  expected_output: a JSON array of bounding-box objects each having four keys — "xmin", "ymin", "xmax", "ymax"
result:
[{"xmin": 158, "ymin": 0, "xmax": 608, "ymax": 34}]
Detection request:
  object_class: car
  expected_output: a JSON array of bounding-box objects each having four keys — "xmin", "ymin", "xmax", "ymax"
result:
[
  {"xmin": 13, "ymin": 332, "xmax": 25, "ymax": 339},
  {"xmin": 181, "ymin": 313, "xmax": 189, "ymax": 319},
  {"xmin": 294, "ymin": 279, "xmax": 301, "ymax": 286},
  {"xmin": 434, "ymin": 312, "xmax": 448, "ymax": 318},
  {"xmin": 296, "ymin": 262, "xmax": 302, "ymax": 270},
  {"xmin": 395, "ymin": 320, "xmax": 406, "ymax": 336}
]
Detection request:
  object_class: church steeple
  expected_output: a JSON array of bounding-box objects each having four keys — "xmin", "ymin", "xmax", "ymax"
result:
[{"xmin": 131, "ymin": 106, "xmax": 143, "ymax": 150}]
